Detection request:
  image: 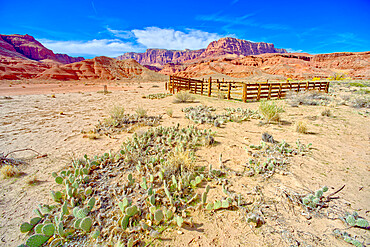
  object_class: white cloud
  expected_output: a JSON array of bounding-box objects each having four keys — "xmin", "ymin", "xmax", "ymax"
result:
[
  {"xmin": 39, "ymin": 39, "xmax": 138, "ymax": 57},
  {"xmin": 131, "ymin": 27, "xmax": 222, "ymax": 50},
  {"xmin": 286, "ymin": 48, "xmax": 304, "ymax": 53},
  {"xmin": 39, "ymin": 27, "xmax": 225, "ymax": 58}
]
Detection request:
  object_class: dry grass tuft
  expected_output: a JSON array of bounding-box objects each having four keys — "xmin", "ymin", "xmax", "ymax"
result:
[
  {"xmin": 321, "ymin": 109, "xmax": 332, "ymax": 117},
  {"xmin": 173, "ymin": 91, "xmax": 194, "ymax": 103},
  {"xmin": 26, "ymin": 176, "xmax": 41, "ymax": 186},
  {"xmin": 109, "ymin": 105, "xmax": 125, "ymax": 120},
  {"xmin": 163, "ymin": 150, "xmax": 195, "ymax": 176},
  {"xmin": 295, "ymin": 120, "xmax": 308, "ymax": 134},
  {"xmin": 135, "ymin": 106, "xmax": 148, "ymax": 117},
  {"xmin": 166, "ymin": 108, "xmax": 173, "ymax": 117},
  {"xmin": 258, "ymin": 100, "xmax": 284, "ymax": 123},
  {"xmin": 83, "ymin": 133, "xmax": 100, "ymax": 140},
  {"xmin": 1, "ymin": 165, "xmax": 21, "ymax": 178}
]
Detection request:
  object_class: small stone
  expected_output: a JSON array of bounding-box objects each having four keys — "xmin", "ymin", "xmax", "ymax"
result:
[{"xmin": 177, "ymin": 230, "xmax": 184, "ymax": 235}]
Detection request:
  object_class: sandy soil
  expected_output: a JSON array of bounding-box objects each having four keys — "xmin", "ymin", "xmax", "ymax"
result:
[{"xmin": 0, "ymin": 81, "xmax": 369, "ymax": 246}]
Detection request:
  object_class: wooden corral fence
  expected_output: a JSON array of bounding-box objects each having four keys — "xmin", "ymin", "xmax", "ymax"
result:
[{"xmin": 166, "ymin": 76, "xmax": 330, "ymax": 102}]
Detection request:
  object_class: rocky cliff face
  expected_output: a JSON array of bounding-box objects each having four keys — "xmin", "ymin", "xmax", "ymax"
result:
[
  {"xmin": 0, "ymin": 34, "xmax": 84, "ymax": 64},
  {"xmin": 36, "ymin": 56, "xmax": 168, "ymax": 81},
  {"xmin": 117, "ymin": 37, "xmax": 287, "ymax": 67},
  {"xmin": 117, "ymin": 48, "xmax": 205, "ymax": 67},
  {"xmin": 172, "ymin": 51, "xmax": 370, "ymax": 81}
]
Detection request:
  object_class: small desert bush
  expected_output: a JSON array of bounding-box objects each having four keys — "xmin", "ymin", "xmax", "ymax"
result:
[
  {"xmin": 312, "ymin": 77, "xmax": 321, "ymax": 81},
  {"xmin": 350, "ymin": 96, "xmax": 370, "ymax": 108},
  {"xmin": 329, "ymin": 73, "xmax": 346, "ymax": 81},
  {"xmin": 258, "ymin": 100, "xmax": 284, "ymax": 123},
  {"xmin": 349, "ymin": 82, "xmax": 366, "ymax": 87},
  {"xmin": 321, "ymin": 108, "xmax": 332, "ymax": 117},
  {"xmin": 26, "ymin": 176, "xmax": 41, "ymax": 186},
  {"xmin": 109, "ymin": 105, "xmax": 125, "ymax": 120},
  {"xmin": 295, "ymin": 120, "xmax": 308, "ymax": 134},
  {"xmin": 166, "ymin": 108, "xmax": 173, "ymax": 117},
  {"xmin": 173, "ymin": 90, "xmax": 194, "ymax": 103},
  {"xmin": 83, "ymin": 133, "xmax": 100, "ymax": 140},
  {"xmin": 135, "ymin": 106, "xmax": 148, "ymax": 117},
  {"xmin": 163, "ymin": 150, "xmax": 195, "ymax": 176},
  {"xmin": 1, "ymin": 165, "xmax": 21, "ymax": 178},
  {"xmin": 286, "ymin": 91, "xmax": 330, "ymax": 106}
]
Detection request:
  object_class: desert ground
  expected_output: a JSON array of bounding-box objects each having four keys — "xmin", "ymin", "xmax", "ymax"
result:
[{"xmin": 0, "ymin": 80, "xmax": 369, "ymax": 247}]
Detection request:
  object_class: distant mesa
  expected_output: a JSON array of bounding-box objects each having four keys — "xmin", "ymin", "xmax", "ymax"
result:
[{"xmin": 116, "ymin": 37, "xmax": 288, "ymax": 67}]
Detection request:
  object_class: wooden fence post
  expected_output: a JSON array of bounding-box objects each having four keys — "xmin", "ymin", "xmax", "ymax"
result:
[
  {"xmin": 217, "ymin": 79, "xmax": 220, "ymax": 90},
  {"xmin": 208, "ymin": 77, "xmax": 212, "ymax": 97},
  {"xmin": 297, "ymin": 82, "xmax": 300, "ymax": 92},
  {"xmin": 103, "ymin": 85, "xmax": 108, "ymax": 94},
  {"xmin": 267, "ymin": 84, "xmax": 272, "ymax": 99},
  {"xmin": 325, "ymin": 81, "xmax": 330, "ymax": 93},
  {"xmin": 194, "ymin": 81, "xmax": 198, "ymax": 94},
  {"xmin": 187, "ymin": 78, "xmax": 191, "ymax": 91},
  {"xmin": 201, "ymin": 79, "xmax": 204, "ymax": 95},
  {"xmin": 257, "ymin": 84, "xmax": 261, "ymax": 101},
  {"xmin": 278, "ymin": 83, "xmax": 283, "ymax": 99},
  {"xmin": 242, "ymin": 83, "xmax": 247, "ymax": 102},
  {"xmin": 306, "ymin": 81, "xmax": 309, "ymax": 91},
  {"xmin": 227, "ymin": 82, "xmax": 231, "ymax": 100}
]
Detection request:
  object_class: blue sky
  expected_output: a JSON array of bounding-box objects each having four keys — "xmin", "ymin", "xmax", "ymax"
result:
[{"xmin": 0, "ymin": 0, "xmax": 369, "ymax": 58}]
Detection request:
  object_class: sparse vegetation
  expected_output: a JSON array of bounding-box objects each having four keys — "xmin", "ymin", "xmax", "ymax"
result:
[
  {"xmin": 173, "ymin": 90, "xmax": 194, "ymax": 103},
  {"xmin": 1, "ymin": 165, "xmax": 21, "ymax": 178},
  {"xmin": 295, "ymin": 120, "xmax": 308, "ymax": 134},
  {"xmin": 166, "ymin": 108, "xmax": 173, "ymax": 117},
  {"xmin": 135, "ymin": 105, "xmax": 148, "ymax": 117},
  {"xmin": 143, "ymin": 93, "xmax": 172, "ymax": 99},
  {"xmin": 321, "ymin": 108, "xmax": 332, "ymax": 116},
  {"xmin": 258, "ymin": 100, "xmax": 284, "ymax": 123}
]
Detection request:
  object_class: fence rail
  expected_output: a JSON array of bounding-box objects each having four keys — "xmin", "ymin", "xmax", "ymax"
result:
[{"xmin": 166, "ymin": 76, "xmax": 330, "ymax": 102}]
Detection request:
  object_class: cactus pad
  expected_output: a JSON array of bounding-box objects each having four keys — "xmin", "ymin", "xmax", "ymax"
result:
[
  {"xmin": 355, "ymin": 218, "xmax": 369, "ymax": 228},
  {"xmin": 87, "ymin": 197, "xmax": 95, "ymax": 210},
  {"xmin": 201, "ymin": 192, "xmax": 207, "ymax": 204},
  {"xmin": 214, "ymin": 201, "xmax": 222, "ymax": 210},
  {"xmin": 322, "ymin": 186, "xmax": 328, "ymax": 192},
  {"xmin": 34, "ymin": 224, "xmax": 44, "ymax": 234},
  {"xmin": 80, "ymin": 217, "xmax": 93, "ymax": 232},
  {"xmin": 176, "ymin": 216, "xmax": 184, "ymax": 227},
  {"xmin": 55, "ymin": 176, "xmax": 63, "ymax": 184},
  {"xmin": 30, "ymin": 217, "xmax": 42, "ymax": 226},
  {"xmin": 85, "ymin": 187, "xmax": 92, "ymax": 195},
  {"xmin": 74, "ymin": 218, "xmax": 82, "ymax": 229},
  {"xmin": 154, "ymin": 209, "xmax": 164, "ymax": 222},
  {"xmin": 221, "ymin": 200, "xmax": 230, "ymax": 208},
  {"xmin": 26, "ymin": 234, "xmax": 50, "ymax": 247},
  {"xmin": 346, "ymin": 215, "xmax": 356, "ymax": 226},
  {"xmin": 42, "ymin": 223, "xmax": 55, "ymax": 237},
  {"xmin": 206, "ymin": 203, "xmax": 214, "ymax": 210},
  {"xmin": 91, "ymin": 230, "xmax": 100, "ymax": 239},
  {"xmin": 20, "ymin": 222, "xmax": 33, "ymax": 233},
  {"xmin": 125, "ymin": 205, "xmax": 139, "ymax": 217},
  {"xmin": 119, "ymin": 215, "xmax": 130, "ymax": 229}
]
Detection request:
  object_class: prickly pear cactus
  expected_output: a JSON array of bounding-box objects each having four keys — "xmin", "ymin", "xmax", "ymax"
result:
[
  {"xmin": 20, "ymin": 222, "xmax": 33, "ymax": 233},
  {"xmin": 25, "ymin": 234, "xmax": 50, "ymax": 247},
  {"xmin": 80, "ymin": 217, "xmax": 93, "ymax": 232},
  {"xmin": 154, "ymin": 209, "xmax": 164, "ymax": 223}
]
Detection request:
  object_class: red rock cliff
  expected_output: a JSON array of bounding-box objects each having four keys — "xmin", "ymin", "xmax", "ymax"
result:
[
  {"xmin": 0, "ymin": 34, "xmax": 84, "ymax": 64},
  {"xmin": 117, "ymin": 37, "xmax": 287, "ymax": 66}
]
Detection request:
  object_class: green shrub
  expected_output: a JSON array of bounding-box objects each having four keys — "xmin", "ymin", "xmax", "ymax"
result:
[
  {"xmin": 258, "ymin": 100, "xmax": 284, "ymax": 123},
  {"xmin": 173, "ymin": 91, "xmax": 194, "ymax": 103}
]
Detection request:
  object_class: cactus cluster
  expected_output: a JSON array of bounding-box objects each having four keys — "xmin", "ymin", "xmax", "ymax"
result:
[
  {"xmin": 333, "ymin": 229, "xmax": 365, "ymax": 247},
  {"xmin": 301, "ymin": 186, "xmax": 328, "ymax": 209},
  {"xmin": 345, "ymin": 212, "xmax": 369, "ymax": 228},
  {"xmin": 143, "ymin": 93, "xmax": 173, "ymax": 99},
  {"xmin": 246, "ymin": 140, "xmax": 312, "ymax": 178},
  {"xmin": 182, "ymin": 106, "xmax": 261, "ymax": 127},
  {"xmin": 93, "ymin": 111, "xmax": 162, "ymax": 135},
  {"xmin": 19, "ymin": 156, "xmax": 97, "ymax": 246}
]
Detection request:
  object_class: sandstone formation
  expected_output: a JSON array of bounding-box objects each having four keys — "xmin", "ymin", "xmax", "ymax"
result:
[
  {"xmin": 117, "ymin": 37, "xmax": 287, "ymax": 67},
  {"xmin": 171, "ymin": 52, "xmax": 370, "ymax": 81},
  {"xmin": 36, "ymin": 56, "xmax": 168, "ymax": 81},
  {"xmin": 0, "ymin": 55, "xmax": 50, "ymax": 80},
  {"xmin": 0, "ymin": 34, "xmax": 84, "ymax": 64}
]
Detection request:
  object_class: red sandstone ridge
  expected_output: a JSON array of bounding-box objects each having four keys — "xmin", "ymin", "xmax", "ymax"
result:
[
  {"xmin": 36, "ymin": 56, "xmax": 167, "ymax": 81},
  {"xmin": 0, "ymin": 34, "xmax": 84, "ymax": 64},
  {"xmin": 116, "ymin": 37, "xmax": 287, "ymax": 67},
  {"xmin": 172, "ymin": 52, "xmax": 370, "ymax": 81}
]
